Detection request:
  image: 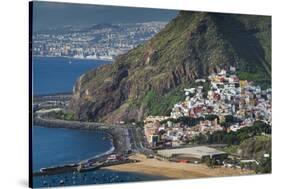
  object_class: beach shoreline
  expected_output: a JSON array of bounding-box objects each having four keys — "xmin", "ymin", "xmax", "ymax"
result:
[
  {"xmin": 32, "ymin": 93, "xmax": 255, "ymax": 179},
  {"xmin": 33, "ymin": 115, "xmax": 255, "ymax": 179},
  {"xmin": 102, "ymin": 153, "xmax": 255, "ymax": 179}
]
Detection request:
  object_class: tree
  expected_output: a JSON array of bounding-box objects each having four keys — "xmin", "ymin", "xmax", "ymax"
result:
[
  {"xmin": 206, "ymin": 158, "xmax": 217, "ymax": 168},
  {"xmin": 225, "ymin": 115, "xmax": 235, "ymax": 123},
  {"xmin": 194, "ymin": 133, "xmax": 207, "ymax": 144},
  {"xmin": 205, "ymin": 114, "xmax": 219, "ymax": 122}
]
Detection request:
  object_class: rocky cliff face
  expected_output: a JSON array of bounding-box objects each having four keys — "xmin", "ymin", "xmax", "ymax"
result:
[{"xmin": 70, "ymin": 11, "xmax": 271, "ymax": 123}]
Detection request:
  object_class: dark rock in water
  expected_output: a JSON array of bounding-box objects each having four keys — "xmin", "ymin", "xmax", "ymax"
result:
[{"xmin": 70, "ymin": 10, "xmax": 271, "ymax": 123}]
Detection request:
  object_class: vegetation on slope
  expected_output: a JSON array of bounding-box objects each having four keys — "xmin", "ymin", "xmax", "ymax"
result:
[{"xmin": 70, "ymin": 11, "xmax": 271, "ymax": 123}]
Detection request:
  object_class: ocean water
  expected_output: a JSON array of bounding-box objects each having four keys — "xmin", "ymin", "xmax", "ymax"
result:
[
  {"xmin": 32, "ymin": 57, "xmax": 165, "ymax": 187},
  {"xmin": 32, "ymin": 126, "xmax": 165, "ymax": 188},
  {"xmin": 32, "ymin": 126, "xmax": 113, "ymax": 171},
  {"xmin": 33, "ymin": 57, "xmax": 110, "ymax": 95}
]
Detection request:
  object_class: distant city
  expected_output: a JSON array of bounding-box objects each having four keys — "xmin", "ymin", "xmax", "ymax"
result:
[{"xmin": 32, "ymin": 22, "xmax": 168, "ymax": 61}]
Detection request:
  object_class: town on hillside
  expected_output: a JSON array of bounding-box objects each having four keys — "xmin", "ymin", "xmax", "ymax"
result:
[{"xmin": 143, "ymin": 67, "xmax": 271, "ymax": 169}]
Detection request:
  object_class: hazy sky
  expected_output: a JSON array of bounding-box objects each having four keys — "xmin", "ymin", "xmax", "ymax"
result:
[{"xmin": 32, "ymin": 1, "xmax": 178, "ymax": 31}]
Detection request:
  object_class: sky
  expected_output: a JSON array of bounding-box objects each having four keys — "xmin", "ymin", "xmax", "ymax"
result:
[{"xmin": 32, "ymin": 1, "xmax": 178, "ymax": 31}]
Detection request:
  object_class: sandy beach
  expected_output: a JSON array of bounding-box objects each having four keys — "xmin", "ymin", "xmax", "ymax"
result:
[{"xmin": 102, "ymin": 154, "xmax": 255, "ymax": 179}]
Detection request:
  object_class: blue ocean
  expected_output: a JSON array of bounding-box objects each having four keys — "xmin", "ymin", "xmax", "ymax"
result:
[
  {"xmin": 33, "ymin": 57, "xmax": 110, "ymax": 95},
  {"xmin": 32, "ymin": 57, "xmax": 164, "ymax": 187},
  {"xmin": 32, "ymin": 126, "xmax": 113, "ymax": 172}
]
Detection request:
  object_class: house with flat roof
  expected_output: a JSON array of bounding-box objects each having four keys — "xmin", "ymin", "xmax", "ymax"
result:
[{"xmin": 157, "ymin": 146, "xmax": 228, "ymax": 162}]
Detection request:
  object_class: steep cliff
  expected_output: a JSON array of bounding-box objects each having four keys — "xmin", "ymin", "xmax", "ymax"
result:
[{"xmin": 70, "ymin": 11, "xmax": 271, "ymax": 123}]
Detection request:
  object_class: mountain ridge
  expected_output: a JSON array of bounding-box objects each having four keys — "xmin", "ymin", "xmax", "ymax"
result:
[{"xmin": 70, "ymin": 11, "xmax": 271, "ymax": 123}]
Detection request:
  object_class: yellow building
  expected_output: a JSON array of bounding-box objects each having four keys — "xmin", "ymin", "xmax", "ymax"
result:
[{"xmin": 239, "ymin": 80, "xmax": 248, "ymax": 88}]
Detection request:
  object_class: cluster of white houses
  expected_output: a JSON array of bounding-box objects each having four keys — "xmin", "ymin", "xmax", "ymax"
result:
[
  {"xmin": 171, "ymin": 68, "xmax": 271, "ymax": 124},
  {"xmin": 144, "ymin": 67, "xmax": 271, "ymax": 148}
]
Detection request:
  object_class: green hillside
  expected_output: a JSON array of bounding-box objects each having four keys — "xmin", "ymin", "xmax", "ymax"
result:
[{"xmin": 70, "ymin": 11, "xmax": 271, "ymax": 123}]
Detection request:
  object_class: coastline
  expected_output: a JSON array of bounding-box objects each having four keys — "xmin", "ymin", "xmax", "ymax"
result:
[
  {"xmin": 102, "ymin": 153, "xmax": 255, "ymax": 179},
  {"xmin": 32, "ymin": 92, "xmax": 255, "ymax": 179},
  {"xmin": 32, "ymin": 116, "xmax": 131, "ymax": 166},
  {"xmin": 33, "ymin": 113, "xmax": 255, "ymax": 180},
  {"xmin": 32, "ymin": 92, "xmax": 131, "ymax": 175},
  {"xmin": 32, "ymin": 116, "xmax": 254, "ymax": 179},
  {"xmin": 32, "ymin": 115, "xmax": 257, "ymax": 177},
  {"xmin": 33, "ymin": 124, "xmax": 116, "ymax": 162},
  {"xmin": 33, "ymin": 55, "xmax": 114, "ymax": 61},
  {"xmin": 33, "ymin": 117, "xmax": 130, "ymax": 152}
]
